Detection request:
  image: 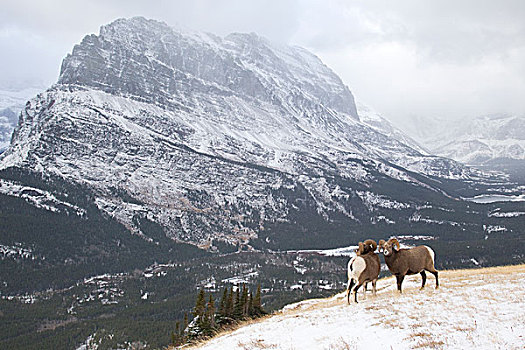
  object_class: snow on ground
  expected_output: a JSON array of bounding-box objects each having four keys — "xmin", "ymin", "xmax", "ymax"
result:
[
  {"xmin": 286, "ymin": 245, "xmax": 359, "ymax": 257},
  {"xmin": 190, "ymin": 265, "xmax": 525, "ymax": 350},
  {"xmin": 463, "ymin": 193, "xmax": 525, "ymax": 203},
  {"xmin": 488, "ymin": 210, "xmax": 525, "ymax": 218},
  {"xmin": 0, "ymin": 179, "xmax": 86, "ymax": 216}
]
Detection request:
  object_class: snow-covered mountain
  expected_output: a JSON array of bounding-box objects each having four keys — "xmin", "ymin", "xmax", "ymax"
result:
[
  {"xmin": 0, "ymin": 81, "xmax": 46, "ymax": 151},
  {"xmin": 189, "ymin": 265, "xmax": 525, "ymax": 350},
  {"xmin": 0, "ymin": 17, "xmax": 478, "ymax": 249},
  {"xmin": 401, "ymin": 114, "xmax": 525, "ymax": 165}
]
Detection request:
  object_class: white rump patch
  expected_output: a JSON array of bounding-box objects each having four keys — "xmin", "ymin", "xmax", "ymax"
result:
[
  {"xmin": 348, "ymin": 256, "xmax": 366, "ymax": 282},
  {"xmin": 424, "ymin": 246, "xmax": 435, "ymax": 265}
]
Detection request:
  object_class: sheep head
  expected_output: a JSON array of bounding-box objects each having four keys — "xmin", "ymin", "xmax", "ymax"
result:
[
  {"xmin": 356, "ymin": 239, "xmax": 378, "ymax": 256},
  {"xmin": 363, "ymin": 239, "xmax": 377, "ymax": 253},
  {"xmin": 382, "ymin": 238, "xmax": 400, "ymax": 256}
]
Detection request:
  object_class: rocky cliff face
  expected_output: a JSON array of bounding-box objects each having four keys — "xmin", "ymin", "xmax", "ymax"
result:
[
  {"xmin": 1, "ymin": 17, "xmax": 477, "ymax": 249},
  {"xmin": 59, "ymin": 18, "xmax": 358, "ymax": 119}
]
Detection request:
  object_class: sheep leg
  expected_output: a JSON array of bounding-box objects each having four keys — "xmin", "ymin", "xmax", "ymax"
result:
[
  {"xmin": 395, "ymin": 275, "xmax": 405, "ymax": 293},
  {"xmin": 429, "ymin": 269, "xmax": 439, "ymax": 288},
  {"xmin": 420, "ymin": 270, "xmax": 427, "ymax": 289},
  {"xmin": 353, "ymin": 284, "xmax": 362, "ymax": 303},
  {"xmin": 363, "ymin": 282, "xmax": 368, "ymax": 300},
  {"xmin": 372, "ymin": 279, "xmax": 377, "ymax": 296},
  {"xmin": 346, "ymin": 279, "xmax": 355, "ymax": 304}
]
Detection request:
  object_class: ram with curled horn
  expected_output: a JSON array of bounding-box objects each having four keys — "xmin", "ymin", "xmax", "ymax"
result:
[
  {"xmin": 355, "ymin": 239, "xmax": 378, "ymax": 256},
  {"xmin": 378, "ymin": 237, "xmax": 439, "ymax": 293},
  {"xmin": 345, "ymin": 239, "xmax": 380, "ymax": 303}
]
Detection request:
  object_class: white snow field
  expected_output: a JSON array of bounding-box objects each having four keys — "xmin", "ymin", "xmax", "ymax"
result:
[{"xmin": 189, "ymin": 265, "xmax": 524, "ymax": 349}]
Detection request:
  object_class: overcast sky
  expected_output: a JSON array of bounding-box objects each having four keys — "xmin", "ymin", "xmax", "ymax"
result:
[{"xmin": 1, "ymin": 0, "xmax": 524, "ymax": 126}]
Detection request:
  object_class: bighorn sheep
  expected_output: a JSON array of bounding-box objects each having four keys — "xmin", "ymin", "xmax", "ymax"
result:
[
  {"xmin": 378, "ymin": 238, "xmax": 439, "ymax": 293},
  {"xmin": 357, "ymin": 239, "xmax": 378, "ymax": 256},
  {"xmin": 354, "ymin": 239, "xmax": 379, "ymax": 295},
  {"xmin": 345, "ymin": 240, "xmax": 380, "ymax": 303}
]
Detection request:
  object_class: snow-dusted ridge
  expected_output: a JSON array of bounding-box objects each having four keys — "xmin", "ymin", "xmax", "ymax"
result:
[
  {"xmin": 0, "ymin": 17, "xmax": 483, "ymax": 247},
  {"xmin": 0, "ymin": 178, "xmax": 86, "ymax": 216},
  {"xmin": 189, "ymin": 265, "xmax": 525, "ymax": 350},
  {"xmin": 401, "ymin": 113, "xmax": 525, "ymax": 165}
]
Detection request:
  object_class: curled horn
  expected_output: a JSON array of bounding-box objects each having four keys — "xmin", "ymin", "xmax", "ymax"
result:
[
  {"xmin": 389, "ymin": 238, "xmax": 400, "ymax": 251},
  {"xmin": 363, "ymin": 239, "xmax": 377, "ymax": 252},
  {"xmin": 378, "ymin": 239, "xmax": 386, "ymax": 251},
  {"xmin": 357, "ymin": 242, "xmax": 365, "ymax": 255}
]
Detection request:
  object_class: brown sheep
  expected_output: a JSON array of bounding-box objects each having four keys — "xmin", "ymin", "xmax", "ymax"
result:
[
  {"xmin": 346, "ymin": 240, "xmax": 380, "ymax": 303},
  {"xmin": 378, "ymin": 238, "xmax": 439, "ymax": 293}
]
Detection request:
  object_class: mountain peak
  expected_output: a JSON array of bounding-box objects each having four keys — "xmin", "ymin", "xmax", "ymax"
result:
[
  {"xmin": 58, "ymin": 17, "xmax": 359, "ymax": 118},
  {"xmin": 2, "ymin": 17, "xmax": 476, "ymax": 250}
]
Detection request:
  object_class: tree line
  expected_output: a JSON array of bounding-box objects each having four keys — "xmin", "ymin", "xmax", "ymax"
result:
[{"xmin": 170, "ymin": 284, "xmax": 266, "ymax": 347}]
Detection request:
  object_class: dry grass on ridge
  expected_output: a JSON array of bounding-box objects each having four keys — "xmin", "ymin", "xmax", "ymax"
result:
[{"xmin": 179, "ymin": 264, "xmax": 525, "ymax": 350}]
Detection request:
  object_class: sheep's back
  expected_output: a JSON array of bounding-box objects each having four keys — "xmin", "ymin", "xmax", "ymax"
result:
[{"xmin": 403, "ymin": 246, "xmax": 434, "ymax": 272}]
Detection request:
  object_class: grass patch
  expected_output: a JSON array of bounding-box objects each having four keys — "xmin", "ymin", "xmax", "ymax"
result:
[
  {"xmin": 412, "ymin": 339, "xmax": 445, "ymax": 349},
  {"xmin": 327, "ymin": 337, "xmax": 357, "ymax": 350}
]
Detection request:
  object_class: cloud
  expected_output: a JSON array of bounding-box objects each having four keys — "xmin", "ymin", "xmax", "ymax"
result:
[
  {"xmin": 0, "ymin": 0, "xmax": 524, "ymax": 122},
  {"xmin": 294, "ymin": 0, "xmax": 525, "ymax": 121},
  {"xmin": 294, "ymin": 0, "xmax": 525, "ymax": 62}
]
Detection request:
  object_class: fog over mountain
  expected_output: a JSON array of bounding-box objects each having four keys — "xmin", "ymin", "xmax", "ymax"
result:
[
  {"xmin": 397, "ymin": 113, "xmax": 525, "ymax": 181},
  {"xmin": 2, "ymin": 0, "xmax": 524, "ymax": 125},
  {"xmin": 0, "ymin": 81, "xmax": 47, "ymax": 151}
]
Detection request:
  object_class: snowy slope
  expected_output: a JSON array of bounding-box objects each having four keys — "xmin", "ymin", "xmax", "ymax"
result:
[
  {"xmin": 0, "ymin": 17, "xmax": 480, "ymax": 248},
  {"xmin": 190, "ymin": 265, "xmax": 525, "ymax": 350},
  {"xmin": 357, "ymin": 101, "xmax": 428, "ymax": 155}
]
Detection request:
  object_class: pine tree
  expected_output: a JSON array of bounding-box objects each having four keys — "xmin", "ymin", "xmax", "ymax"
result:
[
  {"xmin": 241, "ymin": 284, "xmax": 249, "ymax": 316},
  {"xmin": 233, "ymin": 286, "xmax": 243, "ymax": 320},
  {"xmin": 248, "ymin": 291, "xmax": 254, "ymax": 317},
  {"xmin": 206, "ymin": 294, "xmax": 216, "ymax": 331},
  {"xmin": 193, "ymin": 289, "xmax": 206, "ymax": 318},
  {"xmin": 226, "ymin": 286, "xmax": 234, "ymax": 318},
  {"xmin": 253, "ymin": 284, "xmax": 265, "ymax": 316},
  {"xmin": 187, "ymin": 290, "xmax": 207, "ymax": 341},
  {"xmin": 218, "ymin": 287, "xmax": 228, "ymax": 321},
  {"xmin": 200, "ymin": 304, "xmax": 210, "ymax": 336}
]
